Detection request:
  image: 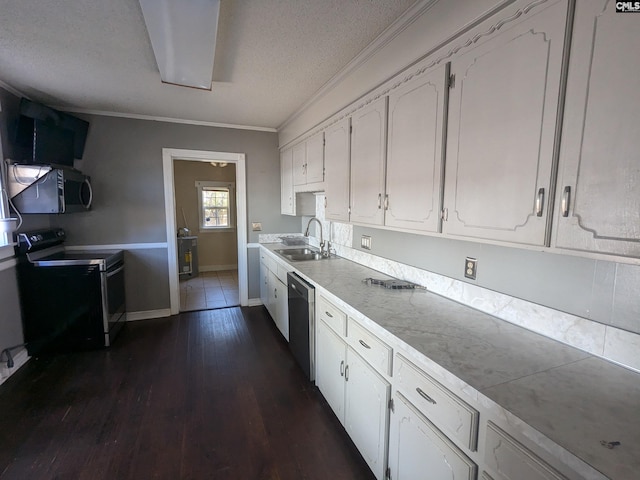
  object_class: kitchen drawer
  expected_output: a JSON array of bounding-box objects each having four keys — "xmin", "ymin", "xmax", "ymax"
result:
[
  {"xmin": 318, "ymin": 296, "xmax": 347, "ymax": 337},
  {"xmin": 485, "ymin": 422, "xmax": 567, "ymax": 480},
  {"xmin": 347, "ymin": 319, "xmax": 392, "ymax": 376},
  {"xmin": 394, "ymin": 354, "xmax": 478, "ymax": 451},
  {"xmin": 260, "ymin": 251, "xmax": 277, "ymax": 273}
]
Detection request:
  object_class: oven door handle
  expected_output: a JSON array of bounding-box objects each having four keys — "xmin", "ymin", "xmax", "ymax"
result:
[{"xmin": 106, "ymin": 264, "xmax": 125, "ymax": 278}]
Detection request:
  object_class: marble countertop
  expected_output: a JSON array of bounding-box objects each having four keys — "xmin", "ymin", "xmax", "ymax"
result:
[{"xmin": 263, "ymin": 243, "xmax": 640, "ymax": 480}]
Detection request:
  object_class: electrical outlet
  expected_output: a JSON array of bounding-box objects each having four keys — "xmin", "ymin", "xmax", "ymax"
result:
[
  {"xmin": 464, "ymin": 257, "xmax": 477, "ymax": 280},
  {"xmin": 361, "ymin": 235, "xmax": 372, "ymax": 250},
  {"xmin": 252, "ymin": 222, "xmax": 262, "ymax": 231}
]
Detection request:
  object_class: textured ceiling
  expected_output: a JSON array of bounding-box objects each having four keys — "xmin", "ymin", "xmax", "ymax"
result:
[{"xmin": 0, "ymin": 0, "xmax": 416, "ymax": 130}]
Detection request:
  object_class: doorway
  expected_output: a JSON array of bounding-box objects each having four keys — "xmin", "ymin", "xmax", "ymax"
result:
[{"xmin": 162, "ymin": 149, "xmax": 248, "ymax": 315}]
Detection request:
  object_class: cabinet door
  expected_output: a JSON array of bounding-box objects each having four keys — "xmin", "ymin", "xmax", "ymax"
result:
[
  {"xmin": 274, "ymin": 277, "xmax": 289, "ymax": 341},
  {"xmin": 324, "ymin": 118, "xmax": 351, "ymax": 222},
  {"xmin": 316, "ymin": 321, "xmax": 347, "ymax": 424},
  {"xmin": 292, "ymin": 142, "xmax": 307, "ymax": 186},
  {"xmin": 259, "ymin": 260, "xmax": 269, "ymax": 309},
  {"xmin": 388, "ymin": 393, "xmax": 477, "ymax": 480},
  {"xmin": 306, "ymin": 131, "xmax": 325, "ymax": 184},
  {"xmin": 553, "ymin": 0, "xmax": 640, "ymax": 258},
  {"xmin": 385, "ymin": 64, "xmax": 448, "ymax": 233},
  {"xmin": 443, "ymin": 0, "xmax": 568, "ymax": 245},
  {"xmin": 344, "ymin": 348, "xmax": 390, "ymax": 480},
  {"xmin": 350, "ymin": 97, "xmax": 387, "ymax": 226},
  {"xmin": 280, "ymin": 148, "xmax": 294, "ymax": 215},
  {"xmin": 266, "ymin": 269, "xmax": 278, "ymax": 320}
]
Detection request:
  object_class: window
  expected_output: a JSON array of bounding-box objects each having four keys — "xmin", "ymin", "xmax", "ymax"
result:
[{"xmin": 196, "ymin": 181, "xmax": 235, "ymax": 231}]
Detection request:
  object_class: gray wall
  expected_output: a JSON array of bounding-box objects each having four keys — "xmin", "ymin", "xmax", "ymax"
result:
[
  {"xmin": 51, "ymin": 114, "xmax": 300, "ymax": 310},
  {"xmin": 353, "ymin": 226, "xmax": 640, "ymax": 335}
]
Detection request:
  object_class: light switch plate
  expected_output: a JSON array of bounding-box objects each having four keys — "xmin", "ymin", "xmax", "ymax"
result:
[
  {"xmin": 361, "ymin": 235, "xmax": 372, "ymax": 250},
  {"xmin": 464, "ymin": 257, "xmax": 477, "ymax": 280},
  {"xmin": 252, "ymin": 222, "xmax": 262, "ymax": 231}
]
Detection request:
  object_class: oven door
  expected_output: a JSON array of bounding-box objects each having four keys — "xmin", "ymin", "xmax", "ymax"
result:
[{"xmin": 102, "ymin": 261, "xmax": 126, "ymax": 346}]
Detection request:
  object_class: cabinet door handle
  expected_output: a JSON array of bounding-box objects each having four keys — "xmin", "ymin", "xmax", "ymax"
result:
[
  {"xmin": 359, "ymin": 339, "xmax": 371, "ymax": 349},
  {"xmin": 345, "ymin": 365, "xmax": 349, "ymax": 381},
  {"xmin": 377, "ymin": 193, "xmax": 382, "ymax": 209},
  {"xmin": 325, "ymin": 311, "xmax": 334, "ymax": 318},
  {"xmin": 562, "ymin": 186, "xmax": 571, "ymax": 217},
  {"xmin": 535, "ymin": 188, "xmax": 545, "ymax": 217},
  {"xmin": 384, "ymin": 194, "xmax": 389, "ymax": 211},
  {"xmin": 340, "ymin": 360, "xmax": 344, "ymax": 377},
  {"xmin": 416, "ymin": 387, "xmax": 437, "ymax": 405},
  {"xmin": 274, "ymin": 288, "xmax": 277, "ymax": 298}
]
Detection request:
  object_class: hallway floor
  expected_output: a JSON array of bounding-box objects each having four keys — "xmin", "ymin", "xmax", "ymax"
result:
[{"xmin": 179, "ymin": 270, "xmax": 239, "ymax": 312}]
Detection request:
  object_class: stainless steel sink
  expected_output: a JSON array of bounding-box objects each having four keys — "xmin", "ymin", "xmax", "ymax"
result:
[{"xmin": 275, "ymin": 248, "xmax": 326, "ymax": 262}]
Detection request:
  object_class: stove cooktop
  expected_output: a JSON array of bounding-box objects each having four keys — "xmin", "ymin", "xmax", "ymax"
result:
[{"xmin": 363, "ymin": 278, "xmax": 424, "ymax": 290}]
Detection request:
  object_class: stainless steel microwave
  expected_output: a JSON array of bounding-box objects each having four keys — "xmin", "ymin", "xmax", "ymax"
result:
[{"xmin": 8, "ymin": 165, "xmax": 92, "ymax": 214}]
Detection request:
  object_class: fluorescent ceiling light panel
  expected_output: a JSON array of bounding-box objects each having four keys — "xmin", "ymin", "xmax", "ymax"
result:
[{"xmin": 139, "ymin": 0, "xmax": 220, "ymax": 90}]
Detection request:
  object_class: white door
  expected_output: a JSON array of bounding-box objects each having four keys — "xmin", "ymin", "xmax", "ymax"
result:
[
  {"xmin": 305, "ymin": 131, "xmax": 325, "ymax": 184},
  {"xmin": 315, "ymin": 321, "xmax": 347, "ymax": 424},
  {"xmin": 274, "ymin": 277, "xmax": 289, "ymax": 341},
  {"xmin": 553, "ymin": 0, "xmax": 640, "ymax": 258},
  {"xmin": 280, "ymin": 148, "xmax": 294, "ymax": 215},
  {"xmin": 324, "ymin": 118, "xmax": 351, "ymax": 222},
  {"xmin": 442, "ymin": 0, "xmax": 568, "ymax": 246},
  {"xmin": 350, "ymin": 97, "xmax": 387, "ymax": 226},
  {"xmin": 385, "ymin": 64, "xmax": 448, "ymax": 233},
  {"xmin": 344, "ymin": 348, "xmax": 390, "ymax": 480},
  {"xmin": 292, "ymin": 142, "xmax": 307, "ymax": 186},
  {"xmin": 388, "ymin": 393, "xmax": 477, "ymax": 480}
]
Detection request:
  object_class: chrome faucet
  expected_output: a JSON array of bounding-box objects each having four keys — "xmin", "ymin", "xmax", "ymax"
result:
[{"xmin": 304, "ymin": 217, "xmax": 329, "ymax": 257}]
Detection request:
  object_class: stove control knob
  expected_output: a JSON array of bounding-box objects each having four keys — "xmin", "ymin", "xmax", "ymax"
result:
[{"xmin": 30, "ymin": 235, "xmax": 38, "ymax": 242}]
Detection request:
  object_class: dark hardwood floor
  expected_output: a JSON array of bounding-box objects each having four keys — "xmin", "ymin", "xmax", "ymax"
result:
[{"xmin": 0, "ymin": 307, "xmax": 375, "ymax": 480}]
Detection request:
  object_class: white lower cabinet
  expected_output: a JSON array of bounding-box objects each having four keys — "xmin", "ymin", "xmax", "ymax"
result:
[
  {"xmin": 316, "ymin": 319, "xmax": 390, "ymax": 480},
  {"xmin": 273, "ymin": 274, "xmax": 289, "ymax": 341},
  {"xmin": 484, "ymin": 423, "xmax": 567, "ymax": 480},
  {"xmin": 260, "ymin": 250, "xmax": 288, "ymax": 341},
  {"xmin": 388, "ymin": 392, "xmax": 477, "ymax": 480}
]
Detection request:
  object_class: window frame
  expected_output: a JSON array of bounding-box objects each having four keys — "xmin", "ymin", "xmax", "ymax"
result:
[{"xmin": 195, "ymin": 180, "xmax": 236, "ymax": 232}]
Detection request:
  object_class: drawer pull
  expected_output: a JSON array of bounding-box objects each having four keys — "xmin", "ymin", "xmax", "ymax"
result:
[
  {"xmin": 416, "ymin": 387, "xmax": 437, "ymax": 405},
  {"xmin": 340, "ymin": 360, "xmax": 344, "ymax": 377},
  {"xmin": 325, "ymin": 311, "xmax": 334, "ymax": 318},
  {"xmin": 359, "ymin": 339, "xmax": 371, "ymax": 349}
]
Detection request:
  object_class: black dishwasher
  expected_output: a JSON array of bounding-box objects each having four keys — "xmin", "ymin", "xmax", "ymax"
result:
[{"xmin": 287, "ymin": 272, "xmax": 315, "ymax": 381}]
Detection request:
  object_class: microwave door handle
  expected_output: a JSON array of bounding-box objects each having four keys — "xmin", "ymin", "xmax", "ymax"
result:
[{"xmin": 84, "ymin": 178, "xmax": 93, "ymax": 209}]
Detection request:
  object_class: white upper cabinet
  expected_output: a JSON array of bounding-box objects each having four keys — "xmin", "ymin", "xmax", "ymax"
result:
[
  {"xmin": 442, "ymin": 0, "xmax": 569, "ymax": 246},
  {"xmin": 350, "ymin": 97, "xmax": 388, "ymax": 226},
  {"xmin": 324, "ymin": 118, "xmax": 351, "ymax": 222},
  {"xmin": 280, "ymin": 147, "xmax": 294, "ymax": 216},
  {"xmin": 385, "ymin": 64, "xmax": 449, "ymax": 233},
  {"xmin": 305, "ymin": 131, "xmax": 325, "ymax": 184},
  {"xmin": 553, "ymin": 0, "xmax": 640, "ymax": 258},
  {"xmin": 292, "ymin": 131, "xmax": 324, "ymax": 187},
  {"xmin": 292, "ymin": 142, "xmax": 307, "ymax": 186}
]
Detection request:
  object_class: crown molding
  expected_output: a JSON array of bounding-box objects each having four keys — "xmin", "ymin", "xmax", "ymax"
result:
[
  {"xmin": 0, "ymin": 79, "xmax": 27, "ymax": 99},
  {"xmin": 56, "ymin": 108, "xmax": 278, "ymax": 132},
  {"xmin": 0, "ymin": 80, "xmax": 276, "ymax": 132}
]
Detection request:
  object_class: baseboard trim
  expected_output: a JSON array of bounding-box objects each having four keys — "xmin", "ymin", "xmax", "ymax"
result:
[
  {"xmin": 199, "ymin": 265, "xmax": 238, "ymax": 272},
  {"xmin": 0, "ymin": 348, "xmax": 30, "ymax": 386},
  {"xmin": 247, "ymin": 298, "xmax": 264, "ymax": 307},
  {"xmin": 126, "ymin": 309, "xmax": 172, "ymax": 321}
]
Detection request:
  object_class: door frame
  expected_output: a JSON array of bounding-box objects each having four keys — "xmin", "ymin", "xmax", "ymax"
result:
[{"xmin": 162, "ymin": 148, "xmax": 248, "ymax": 314}]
